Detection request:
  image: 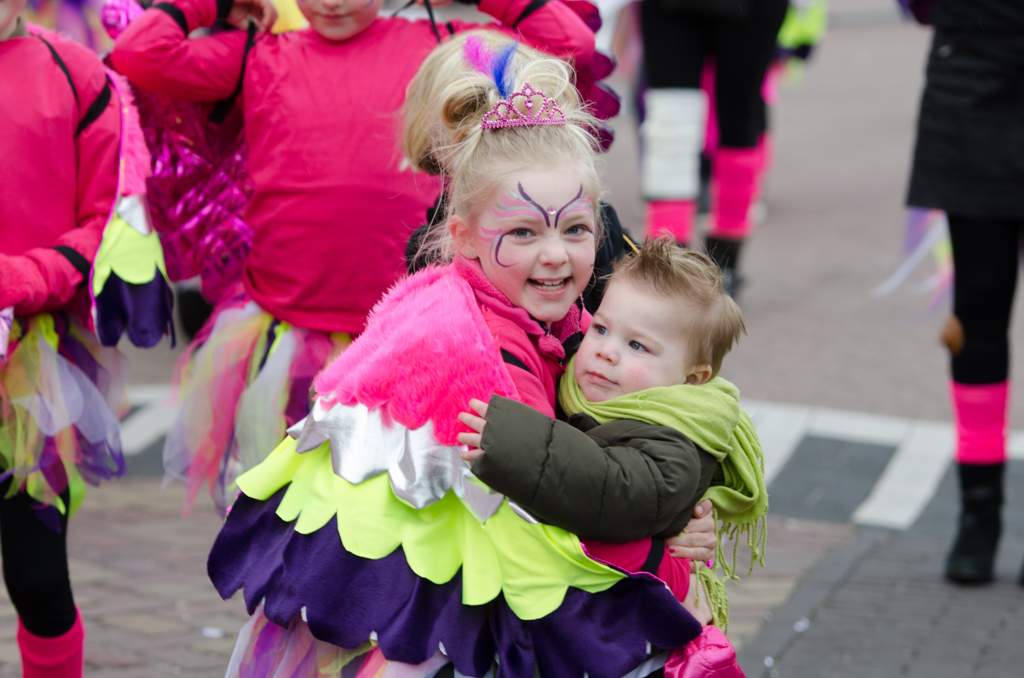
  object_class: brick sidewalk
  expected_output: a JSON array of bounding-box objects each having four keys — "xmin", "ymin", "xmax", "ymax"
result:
[
  {"xmin": 738, "ymin": 529, "xmax": 1024, "ymax": 678},
  {"xmin": 0, "ymin": 481, "xmax": 248, "ymax": 678}
]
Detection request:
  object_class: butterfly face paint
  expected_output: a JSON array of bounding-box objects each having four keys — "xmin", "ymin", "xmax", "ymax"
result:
[
  {"xmin": 463, "ymin": 163, "xmax": 597, "ymax": 323},
  {"xmin": 485, "ymin": 184, "xmax": 594, "ymax": 266}
]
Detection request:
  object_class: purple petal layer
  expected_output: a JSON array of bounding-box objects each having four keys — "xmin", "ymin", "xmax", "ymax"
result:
[
  {"xmin": 95, "ymin": 271, "xmax": 175, "ymax": 349},
  {"xmin": 209, "ymin": 490, "xmax": 703, "ymax": 678}
]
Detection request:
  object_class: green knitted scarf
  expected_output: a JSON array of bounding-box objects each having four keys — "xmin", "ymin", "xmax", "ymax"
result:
[{"xmin": 558, "ymin": 358, "xmax": 769, "ymax": 630}]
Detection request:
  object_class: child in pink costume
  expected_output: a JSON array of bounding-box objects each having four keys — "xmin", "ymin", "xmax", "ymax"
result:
[
  {"xmin": 0, "ymin": 1, "xmax": 143, "ymax": 674},
  {"xmin": 207, "ymin": 35, "xmax": 719, "ymax": 677},
  {"xmin": 109, "ymin": 0, "xmax": 611, "ymax": 510}
]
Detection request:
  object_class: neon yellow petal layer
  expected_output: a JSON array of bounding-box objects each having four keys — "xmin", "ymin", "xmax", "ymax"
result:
[
  {"xmin": 237, "ymin": 437, "xmax": 625, "ymax": 620},
  {"xmin": 92, "ymin": 216, "xmax": 168, "ymax": 296}
]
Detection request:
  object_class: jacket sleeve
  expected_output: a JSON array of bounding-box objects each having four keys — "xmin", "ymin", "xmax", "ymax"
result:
[
  {"xmin": 472, "ymin": 395, "xmax": 708, "ymax": 541},
  {"xmin": 467, "ymin": 0, "xmax": 595, "ymax": 64},
  {"xmin": 110, "ymin": 0, "xmax": 248, "ymax": 101},
  {"xmin": 0, "ymin": 55, "xmax": 120, "ymax": 316}
]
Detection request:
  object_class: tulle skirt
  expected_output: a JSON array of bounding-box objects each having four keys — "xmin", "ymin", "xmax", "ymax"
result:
[
  {"xmin": 0, "ymin": 313, "xmax": 128, "ymax": 519},
  {"xmin": 163, "ymin": 297, "xmax": 350, "ymax": 512},
  {"xmin": 226, "ymin": 606, "xmax": 673, "ymax": 678}
]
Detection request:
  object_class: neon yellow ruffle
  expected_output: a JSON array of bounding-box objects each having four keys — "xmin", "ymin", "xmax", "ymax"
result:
[
  {"xmin": 237, "ymin": 437, "xmax": 625, "ymax": 621},
  {"xmin": 91, "ymin": 214, "xmax": 168, "ymax": 297}
]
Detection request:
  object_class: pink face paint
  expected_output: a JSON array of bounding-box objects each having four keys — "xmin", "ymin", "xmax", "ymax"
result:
[
  {"xmin": 477, "ymin": 225, "xmax": 514, "ymax": 268},
  {"xmin": 552, "ymin": 188, "xmax": 591, "ymax": 230},
  {"xmin": 493, "ymin": 184, "xmax": 550, "ymax": 227}
]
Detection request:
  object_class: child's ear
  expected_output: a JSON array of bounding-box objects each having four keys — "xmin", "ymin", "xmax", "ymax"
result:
[
  {"xmin": 449, "ymin": 214, "xmax": 478, "ymax": 260},
  {"xmin": 685, "ymin": 364, "xmax": 713, "ymax": 385}
]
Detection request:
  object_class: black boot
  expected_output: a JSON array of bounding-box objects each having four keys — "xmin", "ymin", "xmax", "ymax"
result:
[
  {"xmin": 704, "ymin": 236, "xmax": 744, "ymax": 298},
  {"xmin": 945, "ymin": 462, "xmax": 1004, "ymax": 584}
]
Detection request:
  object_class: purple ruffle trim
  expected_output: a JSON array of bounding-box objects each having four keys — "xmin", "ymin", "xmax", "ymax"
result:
[
  {"xmin": 209, "ymin": 490, "xmax": 703, "ymax": 678},
  {"xmin": 95, "ymin": 271, "xmax": 175, "ymax": 349}
]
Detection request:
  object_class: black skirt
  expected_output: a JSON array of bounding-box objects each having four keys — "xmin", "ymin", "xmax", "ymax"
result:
[{"xmin": 907, "ymin": 29, "xmax": 1024, "ymax": 219}]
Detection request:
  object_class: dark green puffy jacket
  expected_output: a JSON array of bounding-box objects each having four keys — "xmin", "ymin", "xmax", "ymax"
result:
[{"xmin": 472, "ymin": 395, "xmax": 717, "ymax": 542}]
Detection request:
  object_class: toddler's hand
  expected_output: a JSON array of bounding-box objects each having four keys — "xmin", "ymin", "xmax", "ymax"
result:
[
  {"xmin": 229, "ymin": 0, "xmax": 278, "ymax": 32},
  {"xmin": 456, "ymin": 398, "xmax": 489, "ymax": 461}
]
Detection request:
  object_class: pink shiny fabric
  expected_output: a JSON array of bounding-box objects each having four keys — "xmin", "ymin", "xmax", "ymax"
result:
[
  {"xmin": 665, "ymin": 626, "xmax": 746, "ymax": 678},
  {"xmin": 951, "ymin": 380, "xmax": 1009, "ymax": 464}
]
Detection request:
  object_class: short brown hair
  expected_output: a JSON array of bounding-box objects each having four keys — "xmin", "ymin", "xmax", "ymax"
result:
[{"xmin": 611, "ymin": 237, "xmax": 746, "ymax": 377}]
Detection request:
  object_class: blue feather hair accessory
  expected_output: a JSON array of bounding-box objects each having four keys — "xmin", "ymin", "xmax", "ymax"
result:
[
  {"xmin": 490, "ymin": 42, "xmax": 517, "ymax": 99},
  {"xmin": 462, "ymin": 36, "xmax": 518, "ymax": 99}
]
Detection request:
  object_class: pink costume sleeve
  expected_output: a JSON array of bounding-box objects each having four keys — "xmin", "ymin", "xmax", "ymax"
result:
[
  {"xmin": 109, "ymin": 0, "xmax": 248, "ymax": 101},
  {"xmin": 480, "ymin": 309, "xmax": 556, "ymax": 418},
  {"xmin": 460, "ymin": 0, "xmax": 595, "ymax": 65},
  {"xmin": 584, "ymin": 540, "xmax": 692, "ymax": 603},
  {"xmin": 0, "ymin": 47, "xmax": 120, "ymax": 316}
]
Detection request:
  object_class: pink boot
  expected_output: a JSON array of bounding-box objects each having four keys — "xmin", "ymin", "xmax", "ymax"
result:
[
  {"xmin": 17, "ymin": 611, "xmax": 84, "ymax": 678},
  {"xmin": 645, "ymin": 199, "xmax": 696, "ymax": 246},
  {"xmin": 709, "ymin": 146, "xmax": 761, "ymax": 241}
]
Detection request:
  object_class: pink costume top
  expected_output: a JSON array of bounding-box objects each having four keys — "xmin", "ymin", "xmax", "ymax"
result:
[
  {"xmin": 454, "ymin": 258, "xmax": 693, "ymax": 603},
  {"xmin": 110, "ymin": 0, "xmax": 597, "ymax": 334},
  {"xmin": 0, "ymin": 24, "xmax": 120, "ymax": 317}
]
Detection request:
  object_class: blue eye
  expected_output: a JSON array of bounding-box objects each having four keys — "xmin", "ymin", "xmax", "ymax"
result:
[
  {"xmin": 513, "ymin": 228, "xmax": 533, "ymax": 238},
  {"xmin": 595, "ymin": 325, "xmax": 607, "ymax": 335},
  {"xmin": 629, "ymin": 341, "xmax": 646, "ymax": 352}
]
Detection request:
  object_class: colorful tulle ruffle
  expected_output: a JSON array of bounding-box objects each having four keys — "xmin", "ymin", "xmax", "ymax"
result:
[
  {"xmin": 226, "ymin": 607, "xmax": 450, "ymax": 678},
  {"xmin": 210, "ymin": 489, "xmax": 703, "ymax": 678},
  {"xmin": 0, "ymin": 313, "xmax": 128, "ymax": 516},
  {"xmin": 165, "ymin": 301, "xmax": 349, "ymax": 513}
]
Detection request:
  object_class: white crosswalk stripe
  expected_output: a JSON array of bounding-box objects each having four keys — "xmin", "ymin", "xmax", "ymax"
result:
[{"xmin": 123, "ymin": 386, "xmax": 175, "ymax": 457}]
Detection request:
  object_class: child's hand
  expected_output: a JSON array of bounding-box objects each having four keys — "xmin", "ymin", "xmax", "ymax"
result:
[
  {"xmin": 666, "ymin": 500, "xmax": 716, "ymax": 565},
  {"xmin": 229, "ymin": 0, "xmax": 278, "ymax": 33},
  {"xmin": 456, "ymin": 398, "xmax": 489, "ymax": 461}
]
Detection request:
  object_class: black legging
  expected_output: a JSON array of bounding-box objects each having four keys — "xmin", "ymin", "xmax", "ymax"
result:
[
  {"xmin": 641, "ymin": 0, "xmax": 789, "ymax": 149},
  {"xmin": 948, "ymin": 216, "xmax": 1024, "ymax": 385},
  {"xmin": 0, "ymin": 478, "xmax": 77, "ymax": 638}
]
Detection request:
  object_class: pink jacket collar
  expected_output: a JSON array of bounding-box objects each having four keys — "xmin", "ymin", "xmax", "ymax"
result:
[{"xmin": 453, "ymin": 256, "xmax": 589, "ymax": 363}]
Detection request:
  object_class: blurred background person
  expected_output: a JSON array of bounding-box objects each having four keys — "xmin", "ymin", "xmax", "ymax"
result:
[
  {"xmin": 637, "ymin": 0, "xmax": 789, "ymax": 296},
  {"xmin": 904, "ymin": 0, "xmax": 1024, "ymax": 585}
]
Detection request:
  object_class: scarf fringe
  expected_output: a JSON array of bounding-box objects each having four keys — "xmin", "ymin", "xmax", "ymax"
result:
[{"xmin": 696, "ymin": 506, "xmax": 768, "ymax": 635}]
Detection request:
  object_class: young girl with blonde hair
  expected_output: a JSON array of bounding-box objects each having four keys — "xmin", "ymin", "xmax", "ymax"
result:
[{"xmin": 208, "ymin": 31, "xmax": 716, "ymax": 678}]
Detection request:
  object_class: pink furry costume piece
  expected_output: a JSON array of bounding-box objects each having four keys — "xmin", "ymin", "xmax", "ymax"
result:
[
  {"xmin": 208, "ymin": 260, "xmax": 704, "ymax": 678},
  {"xmin": 107, "ymin": 0, "xmax": 617, "ymax": 510}
]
